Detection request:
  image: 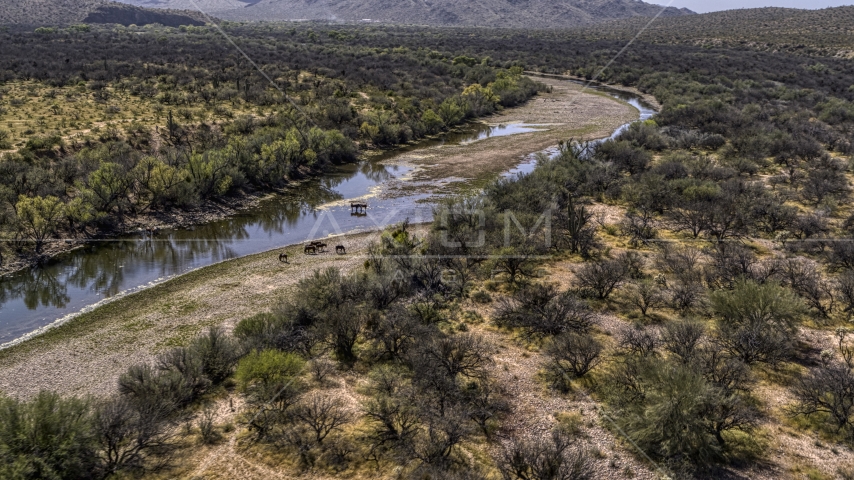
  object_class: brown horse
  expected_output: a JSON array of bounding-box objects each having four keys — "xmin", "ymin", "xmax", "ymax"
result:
[
  {"xmin": 279, "ymin": 253, "xmax": 289, "ymax": 263},
  {"xmin": 304, "ymin": 245, "xmax": 317, "ymax": 254},
  {"xmin": 336, "ymin": 245, "xmax": 346, "ymax": 255}
]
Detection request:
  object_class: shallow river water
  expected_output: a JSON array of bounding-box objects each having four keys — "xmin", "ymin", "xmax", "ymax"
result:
[{"xmin": 0, "ymin": 79, "xmax": 656, "ymax": 348}]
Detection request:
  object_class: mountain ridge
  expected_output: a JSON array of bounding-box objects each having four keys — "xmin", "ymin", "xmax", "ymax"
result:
[{"xmin": 0, "ymin": 0, "xmax": 207, "ymax": 27}]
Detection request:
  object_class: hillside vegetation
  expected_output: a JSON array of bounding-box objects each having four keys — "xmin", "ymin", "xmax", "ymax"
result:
[
  {"xmin": 4, "ymin": 13, "xmax": 854, "ymax": 480},
  {"xmin": 120, "ymin": 0, "xmax": 692, "ymax": 28},
  {"xmin": 590, "ymin": 6, "xmax": 854, "ymax": 57}
]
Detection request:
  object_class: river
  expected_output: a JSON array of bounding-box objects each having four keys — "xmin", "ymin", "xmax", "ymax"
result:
[{"xmin": 0, "ymin": 79, "xmax": 656, "ymax": 348}]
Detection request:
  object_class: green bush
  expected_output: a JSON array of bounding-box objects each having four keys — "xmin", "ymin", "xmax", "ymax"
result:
[
  {"xmin": 710, "ymin": 279, "xmax": 806, "ymax": 365},
  {"xmin": 0, "ymin": 130, "xmax": 11, "ymax": 149},
  {"xmin": 235, "ymin": 350, "xmax": 307, "ymax": 439},
  {"xmin": 189, "ymin": 327, "xmax": 240, "ymax": 385},
  {"xmin": 235, "ymin": 349, "xmax": 305, "ymax": 392},
  {"xmin": 0, "ymin": 392, "xmax": 97, "ymax": 480}
]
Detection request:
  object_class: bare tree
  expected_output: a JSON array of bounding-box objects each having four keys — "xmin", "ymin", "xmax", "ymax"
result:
[
  {"xmin": 461, "ymin": 379, "xmax": 510, "ymax": 438},
  {"xmin": 563, "ymin": 195, "xmax": 596, "ymax": 257},
  {"xmin": 620, "ymin": 205, "xmax": 657, "ymax": 247},
  {"xmin": 320, "ymin": 303, "xmax": 369, "ymax": 364},
  {"xmin": 669, "ymin": 277, "xmax": 706, "ymax": 313},
  {"xmin": 836, "ymin": 328, "xmax": 854, "ymax": 369},
  {"xmin": 625, "ymin": 279, "xmax": 664, "ymax": 317},
  {"xmin": 836, "ymin": 270, "xmax": 854, "ymax": 320},
  {"xmin": 778, "ymin": 257, "xmax": 835, "ymax": 319},
  {"xmin": 366, "ymin": 307, "xmax": 422, "ymax": 362},
  {"xmin": 411, "ymin": 406, "xmax": 472, "ymax": 469},
  {"xmin": 575, "ymin": 258, "xmax": 628, "ymax": 299},
  {"xmin": 790, "ymin": 362, "xmax": 854, "ymax": 432},
  {"xmin": 703, "ymin": 242, "xmax": 758, "ymax": 290},
  {"xmin": 497, "ymin": 428, "xmax": 592, "ymax": 480},
  {"xmin": 617, "ymin": 327, "xmax": 660, "ymax": 358},
  {"xmin": 545, "ymin": 333, "xmax": 603, "ymax": 391},
  {"xmin": 415, "ymin": 333, "xmax": 492, "ymax": 381},
  {"xmin": 661, "ymin": 319, "xmax": 706, "ymax": 364},
  {"xmin": 291, "ymin": 393, "xmax": 353, "ymax": 445},
  {"xmin": 94, "ymin": 396, "xmax": 174, "ymax": 476},
  {"xmin": 494, "ymin": 283, "xmax": 594, "ymax": 337}
]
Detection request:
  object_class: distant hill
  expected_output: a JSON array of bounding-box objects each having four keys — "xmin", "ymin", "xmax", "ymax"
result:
[
  {"xmin": 587, "ymin": 7, "xmax": 854, "ymax": 57},
  {"xmin": 0, "ymin": 0, "xmax": 207, "ymax": 27},
  {"xmin": 116, "ymin": 0, "xmax": 693, "ymax": 28}
]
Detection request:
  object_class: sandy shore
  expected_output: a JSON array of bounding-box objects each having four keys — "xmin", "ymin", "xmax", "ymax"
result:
[{"xmin": 382, "ymin": 76, "xmax": 637, "ymax": 196}]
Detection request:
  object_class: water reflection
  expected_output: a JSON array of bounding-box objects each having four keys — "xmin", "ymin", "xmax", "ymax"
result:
[
  {"xmin": 0, "ymin": 159, "xmax": 416, "ymax": 346},
  {"xmin": 460, "ymin": 123, "xmax": 546, "ymax": 144},
  {"xmin": 21, "ymin": 267, "xmax": 70, "ymax": 311}
]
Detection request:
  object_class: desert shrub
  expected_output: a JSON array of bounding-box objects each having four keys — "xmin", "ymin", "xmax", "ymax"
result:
[
  {"xmin": 290, "ymin": 392, "xmax": 353, "ymax": 445},
  {"xmin": 837, "ymin": 270, "xmax": 854, "ymax": 319},
  {"xmin": 234, "ymin": 312, "xmax": 318, "ymax": 356},
  {"xmin": 710, "ymin": 279, "xmax": 806, "ymax": 365},
  {"xmin": 619, "ymin": 120, "xmax": 667, "ymax": 151},
  {"xmin": 189, "ymin": 327, "xmax": 240, "ymax": 385},
  {"xmin": 605, "ymin": 356, "xmax": 759, "ymax": 468},
  {"xmin": 617, "ymin": 326, "xmax": 660, "ymax": 358},
  {"xmin": 118, "ymin": 363, "xmax": 195, "ymax": 417},
  {"xmin": 575, "ymin": 257, "xmax": 629, "ymax": 299},
  {"xmin": 471, "ymin": 290, "xmax": 492, "ymax": 304},
  {"xmin": 777, "ymin": 257, "xmax": 836, "ymax": 319},
  {"xmin": 595, "ymin": 140, "xmax": 652, "ymax": 175},
  {"xmin": 197, "ymin": 407, "xmax": 220, "ymax": 445},
  {"xmin": 235, "ymin": 349, "xmax": 305, "ymax": 391},
  {"xmin": 410, "ymin": 333, "xmax": 492, "ymax": 383},
  {"xmin": 0, "ymin": 392, "xmax": 97, "ymax": 480},
  {"xmin": 0, "ymin": 130, "xmax": 11, "ymax": 149},
  {"xmin": 661, "ymin": 319, "xmax": 706, "ymax": 364},
  {"xmin": 620, "ymin": 206, "xmax": 657, "ymax": 246},
  {"xmin": 790, "ymin": 361, "xmax": 854, "ymax": 434},
  {"xmin": 544, "ymin": 333, "xmax": 603, "ymax": 391},
  {"xmin": 494, "ymin": 283, "xmax": 594, "ymax": 337},
  {"xmin": 235, "ymin": 349, "xmax": 306, "ymax": 438},
  {"xmin": 94, "ymin": 396, "xmax": 173, "ymax": 475},
  {"xmin": 460, "ymin": 379, "xmax": 510, "ymax": 438},
  {"xmin": 361, "ymin": 366, "xmax": 421, "ymax": 460},
  {"xmin": 497, "ymin": 428, "xmax": 593, "ymax": 480},
  {"xmin": 625, "ymin": 279, "xmax": 665, "ymax": 316},
  {"xmin": 409, "ymin": 406, "xmax": 473, "ymax": 470},
  {"xmin": 155, "ymin": 347, "xmax": 210, "ymax": 404}
]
